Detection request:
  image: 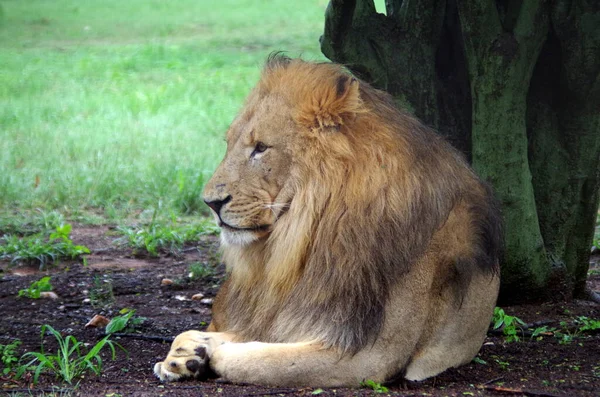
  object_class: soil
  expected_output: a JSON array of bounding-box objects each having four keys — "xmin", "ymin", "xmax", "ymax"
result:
[{"xmin": 1, "ymin": 225, "xmax": 599, "ymax": 397}]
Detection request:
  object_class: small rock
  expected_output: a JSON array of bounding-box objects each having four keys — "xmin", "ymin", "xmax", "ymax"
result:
[
  {"xmin": 191, "ymin": 293, "xmax": 205, "ymax": 301},
  {"xmin": 85, "ymin": 314, "xmax": 110, "ymax": 328},
  {"xmin": 39, "ymin": 291, "xmax": 59, "ymax": 300},
  {"xmin": 83, "ymin": 298, "xmax": 91, "ymax": 304},
  {"xmin": 161, "ymin": 278, "xmax": 174, "ymax": 286},
  {"xmin": 200, "ymin": 298, "xmax": 213, "ymax": 306},
  {"xmin": 174, "ymin": 295, "xmax": 188, "ymax": 301}
]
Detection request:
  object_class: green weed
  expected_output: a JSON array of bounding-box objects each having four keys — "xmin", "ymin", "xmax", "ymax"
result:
[
  {"xmin": 88, "ymin": 275, "xmax": 115, "ymax": 308},
  {"xmin": 19, "ymin": 324, "xmax": 121, "ymax": 385},
  {"xmin": 361, "ymin": 379, "xmax": 389, "ymax": 393},
  {"xmin": 0, "ymin": 210, "xmax": 65, "ymax": 237},
  {"xmin": 492, "ymin": 356, "xmax": 510, "ymax": 370},
  {"xmin": 472, "ymin": 356, "xmax": 487, "ymax": 365},
  {"xmin": 0, "ymin": 339, "xmax": 22, "ymax": 376},
  {"xmin": 530, "ymin": 325, "xmax": 556, "ymax": 341},
  {"xmin": 492, "ymin": 307, "xmax": 526, "ymax": 343},
  {"xmin": 106, "ymin": 308, "xmax": 146, "ymax": 334},
  {"xmin": 0, "ymin": 224, "xmax": 89, "ymax": 269},
  {"xmin": 553, "ymin": 316, "xmax": 600, "ymax": 344},
  {"xmin": 18, "ymin": 276, "xmax": 53, "ymax": 299},
  {"xmin": 574, "ymin": 316, "xmax": 600, "ymax": 332},
  {"xmin": 188, "ymin": 262, "xmax": 216, "ymax": 280},
  {"xmin": 116, "ymin": 219, "xmax": 218, "ymax": 257}
]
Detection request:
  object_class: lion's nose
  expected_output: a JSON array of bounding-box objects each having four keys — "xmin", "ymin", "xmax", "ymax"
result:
[{"xmin": 204, "ymin": 195, "xmax": 232, "ymax": 215}]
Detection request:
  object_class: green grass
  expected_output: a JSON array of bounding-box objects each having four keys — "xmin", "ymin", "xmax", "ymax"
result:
[
  {"xmin": 0, "ymin": 0, "xmax": 328, "ymax": 220},
  {"xmin": 116, "ymin": 218, "xmax": 218, "ymax": 256},
  {"xmin": 19, "ymin": 324, "xmax": 121, "ymax": 385},
  {"xmin": 0, "ymin": 223, "xmax": 90, "ymax": 268}
]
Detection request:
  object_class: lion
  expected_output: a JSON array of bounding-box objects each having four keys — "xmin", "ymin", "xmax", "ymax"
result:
[{"xmin": 153, "ymin": 55, "xmax": 502, "ymax": 387}]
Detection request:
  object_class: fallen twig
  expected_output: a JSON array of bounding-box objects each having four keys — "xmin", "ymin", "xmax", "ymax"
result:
[
  {"xmin": 481, "ymin": 376, "xmax": 504, "ymax": 385},
  {"xmin": 241, "ymin": 389, "xmax": 305, "ymax": 396},
  {"xmin": 481, "ymin": 385, "xmax": 564, "ymax": 397},
  {"xmin": 108, "ymin": 333, "xmax": 174, "ymax": 343}
]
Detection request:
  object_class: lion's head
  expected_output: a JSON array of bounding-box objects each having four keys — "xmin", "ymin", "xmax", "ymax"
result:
[
  {"xmin": 202, "ymin": 55, "xmax": 501, "ymax": 354},
  {"xmin": 203, "ymin": 56, "xmax": 363, "ymax": 248}
]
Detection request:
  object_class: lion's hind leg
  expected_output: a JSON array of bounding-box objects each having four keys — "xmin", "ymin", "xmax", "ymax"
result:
[{"xmin": 404, "ymin": 270, "xmax": 499, "ymax": 381}]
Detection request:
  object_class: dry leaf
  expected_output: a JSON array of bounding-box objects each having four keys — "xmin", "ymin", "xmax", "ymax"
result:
[{"xmin": 85, "ymin": 314, "xmax": 111, "ymax": 328}]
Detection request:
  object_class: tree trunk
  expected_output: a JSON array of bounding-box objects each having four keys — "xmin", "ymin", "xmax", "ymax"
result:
[
  {"xmin": 527, "ymin": 1, "xmax": 600, "ymax": 298},
  {"xmin": 321, "ymin": 0, "xmax": 600, "ymax": 303},
  {"xmin": 457, "ymin": 1, "xmax": 552, "ymax": 301}
]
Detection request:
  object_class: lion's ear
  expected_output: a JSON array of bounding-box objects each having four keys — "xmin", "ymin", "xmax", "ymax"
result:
[{"xmin": 298, "ymin": 74, "xmax": 361, "ymax": 132}]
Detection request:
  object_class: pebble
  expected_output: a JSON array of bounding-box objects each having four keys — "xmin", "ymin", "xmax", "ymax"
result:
[
  {"xmin": 191, "ymin": 293, "xmax": 205, "ymax": 301},
  {"xmin": 161, "ymin": 278, "xmax": 174, "ymax": 286},
  {"xmin": 39, "ymin": 291, "xmax": 59, "ymax": 300},
  {"xmin": 200, "ymin": 298, "xmax": 213, "ymax": 306}
]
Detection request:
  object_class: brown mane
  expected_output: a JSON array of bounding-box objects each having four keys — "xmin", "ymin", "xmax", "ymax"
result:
[{"xmin": 219, "ymin": 55, "xmax": 502, "ymax": 354}]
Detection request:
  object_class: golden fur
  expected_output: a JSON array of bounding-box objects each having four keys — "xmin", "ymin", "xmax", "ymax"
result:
[{"xmin": 154, "ymin": 55, "xmax": 502, "ymax": 387}]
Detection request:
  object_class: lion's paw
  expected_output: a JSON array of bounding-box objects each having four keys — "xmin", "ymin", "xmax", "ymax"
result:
[{"xmin": 154, "ymin": 331, "xmax": 213, "ymax": 382}]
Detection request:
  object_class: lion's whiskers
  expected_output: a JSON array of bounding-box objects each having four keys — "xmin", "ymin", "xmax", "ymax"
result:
[{"xmin": 263, "ymin": 202, "xmax": 289, "ymax": 218}]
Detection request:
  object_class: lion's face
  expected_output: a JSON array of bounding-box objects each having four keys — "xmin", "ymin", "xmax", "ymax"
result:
[{"xmin": 203, "ymin": 93, "xmax": 298, "ymax": 246}]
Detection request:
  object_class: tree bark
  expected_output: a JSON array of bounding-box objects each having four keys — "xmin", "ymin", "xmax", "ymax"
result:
[
  {"xmin": 456, "ymin": 1, "xmax": 551, "ymax": 301},
  {"xmin": 527, "ymin": 0, "xmax": 600, "ymax": 298}
]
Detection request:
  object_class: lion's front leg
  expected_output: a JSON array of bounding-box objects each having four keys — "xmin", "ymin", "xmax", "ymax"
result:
[
  {"xmin": 209, "ymin": 341, "xmax": 394, "ymax": 387},
  {"xmin": 153, "ymin": 331, "xmax": 234, "ymax": 382}
]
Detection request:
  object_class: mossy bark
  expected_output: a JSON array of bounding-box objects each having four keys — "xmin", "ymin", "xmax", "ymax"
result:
[
  {"xmin": 457, "ymin": 1, "xmax": 552, "ymax": 301},
  {"xmin": 321, "ymin": 0, "xmax": 600, "ymax": 303},
  {"xmin": 528, "ymin": 1, "xmax": 600, "ymax": 298}
]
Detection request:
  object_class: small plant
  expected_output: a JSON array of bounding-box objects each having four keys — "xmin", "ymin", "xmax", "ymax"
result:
[
  {"xmin": 361, "ymin": 379, "xmax": 389, "ymax": 393},
  {"xmin": 492, "ymin": 356, "xmax": 510, "ymax": 370},
  {"xmin": 530, "ymin": 325, "xmax": 556, "ymax": 341},
  {"xmin": 0, "ymin": 339, "xmax": 22, "ymax": 376},
  {"xmin": 472, "ymin": 356, "xmax": 487, "ymax": 365},
  {"xmin": 574, "ymin": 316, "xmax": 600, "ymax": 332},
  {"xmin": 18, "ymin": 276, "xmax": 53, "ymax": 299},
  {"xmin": 89, "ymin": 275, "xmax": 115, "ymax": 308},
  {"xmin": 554, "ymin": 323, "xmax": 575, "ymax": 345},
  {"xmin": 492, "ymin": 307, "xmax": 526, "ymax": 342},
  {"xmin": 0, "ymin": 224, "xmax": 89, "ymax": 269},
  {"xmin": 188, "ymin": 262, "xmax": 215, "ymax": 280},
  {"xmin": 19, "ymin": 324, "xmax": 120, "ymax": 385},
  {"xmin": 106, "ymin": 308, "xmax": 146, "ymax": 334},
  {"xmin": 116, "ymin": 219, "xmax": 217, "ymax": 257},
  {"xmin": 552, "ymin": 316, "xmax": 600, "ymax": 344}
]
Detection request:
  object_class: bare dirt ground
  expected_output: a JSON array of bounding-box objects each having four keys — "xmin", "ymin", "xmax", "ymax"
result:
[{"xmin": 1, "ymin": 225, "xmax": 599, "ymax": 397}]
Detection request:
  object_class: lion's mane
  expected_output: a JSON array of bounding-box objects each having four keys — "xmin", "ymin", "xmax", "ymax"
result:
[{"xmin": 216, "ymin": 55, "xmax": 502, "ymax": 355}]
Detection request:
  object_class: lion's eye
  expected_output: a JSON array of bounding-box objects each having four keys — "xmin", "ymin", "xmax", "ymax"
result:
[{"xmin": 251, "ymin": 142, "xmax": 269, "ymax": 157}]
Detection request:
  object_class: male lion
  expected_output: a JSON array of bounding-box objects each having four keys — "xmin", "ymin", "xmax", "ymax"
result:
[{"xmin": 154, "ymin": 55, "xmax": 502, "ymax": 387}]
